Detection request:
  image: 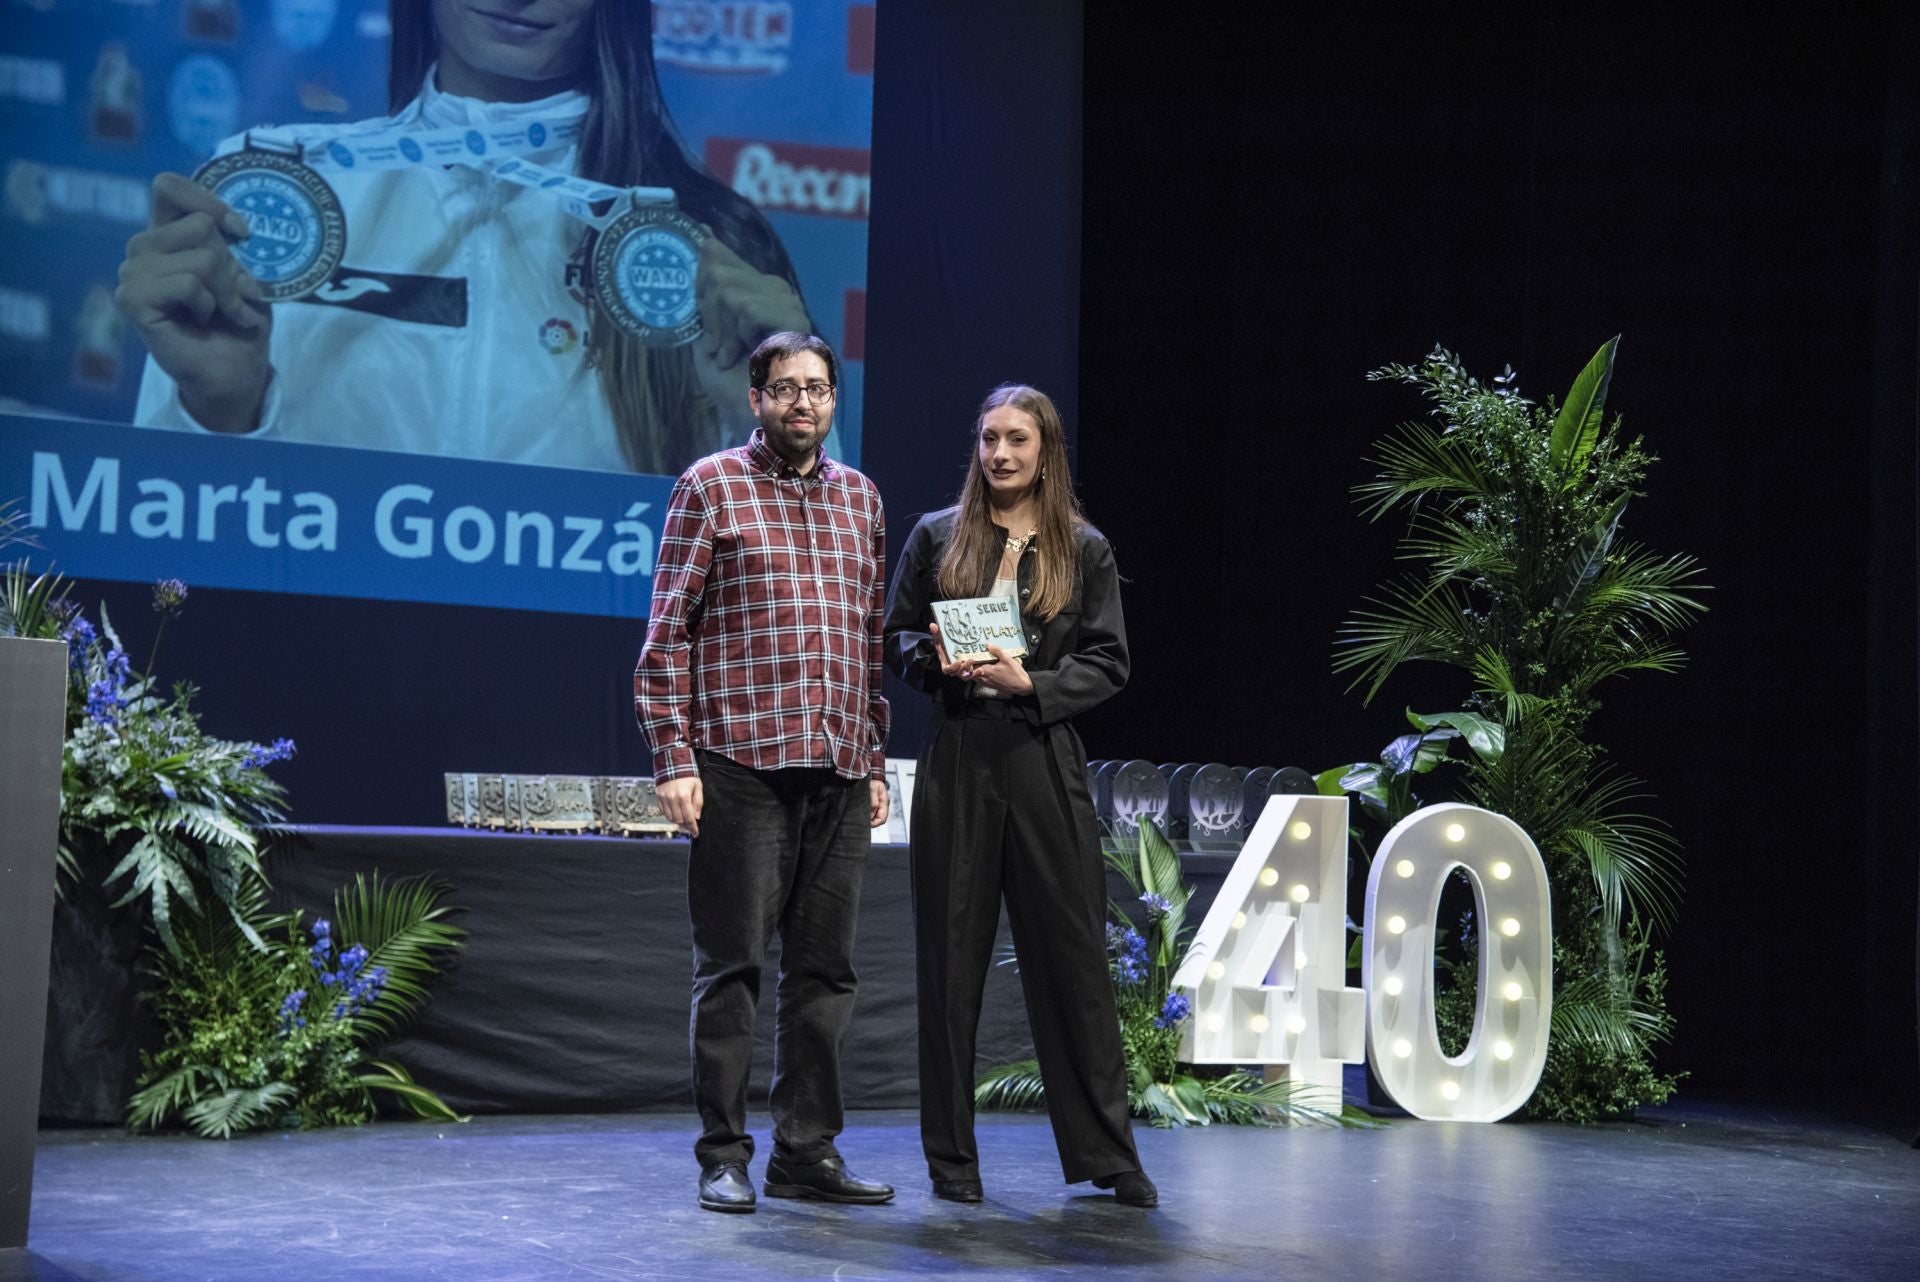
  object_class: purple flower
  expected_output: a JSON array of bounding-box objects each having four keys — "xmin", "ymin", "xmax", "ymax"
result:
[
  {"xmin": 151, "ymin": 578, "xmax": 188, "ymax": 615},
  {"xmin": 1139, "ymin": 892, "xmax": 1173, "ymax": 919},
  {"xmin": 1154, "ymin": 992, "xmax": 1191, "ymax": 1029}
]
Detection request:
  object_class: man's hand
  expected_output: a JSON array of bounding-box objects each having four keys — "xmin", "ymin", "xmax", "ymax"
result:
[
  {"xmin": 658, "ymin": 775, "xmax": 704, "ymax": 838},
  {"xmin": 869, "ymin": 778, "xmax": 890, "ymax": 829}
]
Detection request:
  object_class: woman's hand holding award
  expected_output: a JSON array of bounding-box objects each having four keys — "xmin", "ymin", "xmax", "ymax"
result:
[{"xmin": 931, "ymin": 598, "xmax": 1033, "ymax": 695}]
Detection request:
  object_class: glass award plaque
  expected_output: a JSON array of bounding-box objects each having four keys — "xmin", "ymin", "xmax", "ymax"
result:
[
  {"xmin": 931, "ymin": 594, "xmax": 1028, "ymax": 663},
  {"xmin": 1109, "ymin": 759, "xmax": 1169, "ymax": 837}
]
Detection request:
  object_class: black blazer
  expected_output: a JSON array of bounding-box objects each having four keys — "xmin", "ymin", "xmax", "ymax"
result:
[{"xmin": 883, "ymin": 507, "xmax": 1129, "ymax": 727}]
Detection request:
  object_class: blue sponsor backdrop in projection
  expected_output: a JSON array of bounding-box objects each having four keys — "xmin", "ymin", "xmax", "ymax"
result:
[{"xmin": 0, "ymin": 1, "xmax": 873, "ymax": 615}]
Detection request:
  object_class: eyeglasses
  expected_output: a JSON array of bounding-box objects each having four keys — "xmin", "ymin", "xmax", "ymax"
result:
[{"xmin": 759, "ymin": 381, "xmax": 837, "ymax": 406}]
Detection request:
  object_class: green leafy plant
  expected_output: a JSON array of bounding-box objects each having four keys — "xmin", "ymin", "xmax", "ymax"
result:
[
  {"xmin": 1319, "ymin": 708, "xmax": 1506, "ymax": 968},
  {"xmin": 129, "ymin": 872, "xmax": 467, "ymax": 1138},
  {"xmin": 975, "ymin": 821, "xmax": 1374, "ymax": 1128},
  {"xmin": 3, "ymin": 553, "xmax": 294, "ymax": 943},
  {"xmin": 1335, "ymin": 339, "xmax": 1705, "ymax": 1119}
]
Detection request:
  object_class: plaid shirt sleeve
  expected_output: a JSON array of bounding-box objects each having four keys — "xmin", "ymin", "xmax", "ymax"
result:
[{"xmin": 633, "ymin": 469, "xmax": 714, "ymax": 784}]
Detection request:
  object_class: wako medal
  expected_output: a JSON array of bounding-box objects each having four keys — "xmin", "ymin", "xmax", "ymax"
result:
[
  {"xmin": 590, "ymin": 197, "xmax": 707, "ymax": 347},
  {"xmin": 193, "ymin": 141, "xmax": 346, "ymax": 301}
]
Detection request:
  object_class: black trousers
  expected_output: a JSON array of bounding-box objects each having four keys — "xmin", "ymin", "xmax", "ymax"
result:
[
  {"xmin": 911, "ymin": 701, "xmax": 1141, "ymax": 1184},
  {"xmin": 687, "ymin": 750, "xmax": 870, "ymax": 1170}
]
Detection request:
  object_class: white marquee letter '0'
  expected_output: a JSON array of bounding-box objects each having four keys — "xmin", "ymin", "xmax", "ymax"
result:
[
  {"xmin": 1364, "ymin": 803, "xmax": 1552, "ymax": 1121},
  {"xmin": 1172, "ymin": 794, "xmax": 1365, "ymax": 1106}
]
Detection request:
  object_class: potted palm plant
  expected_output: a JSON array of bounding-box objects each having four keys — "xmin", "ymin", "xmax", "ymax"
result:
[{"xmin": 1336, "ymin": 338, "xmax": 1709, "ymax": 1120}]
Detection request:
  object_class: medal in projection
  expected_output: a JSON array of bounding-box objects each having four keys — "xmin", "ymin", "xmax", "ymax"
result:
[
  {"xmin": 590, "ymin": 198, "xmax": 707, "ymax": 347},
  {"xmin": 193, "ymin": 143, "xmax": 347, "ymax": 301}
]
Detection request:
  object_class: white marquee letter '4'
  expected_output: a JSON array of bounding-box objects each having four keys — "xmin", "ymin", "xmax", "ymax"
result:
[
  {"xmin": 1172, "ymin": 795, "xmax": 1365, "ymax": 1107},
  {"xmin": 1364, "ymin": 802, "xmax": 1553, "ymax": 1121}
]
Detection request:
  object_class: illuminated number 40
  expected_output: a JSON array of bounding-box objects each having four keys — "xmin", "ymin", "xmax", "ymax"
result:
[{"xmin": 1171, "ymin": 796, "xmax": 1552, "ymax": 1121}]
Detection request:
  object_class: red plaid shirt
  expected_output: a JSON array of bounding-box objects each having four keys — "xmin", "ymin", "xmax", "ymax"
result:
[{"xmin": 635, "ymin": 429, "xmax": 889, "ymax": 784}]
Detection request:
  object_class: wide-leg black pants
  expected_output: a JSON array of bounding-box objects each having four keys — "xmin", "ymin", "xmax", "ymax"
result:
[{"xmin": 911, "ymin": 700, "xmax": 1141, "ymax": 1184}]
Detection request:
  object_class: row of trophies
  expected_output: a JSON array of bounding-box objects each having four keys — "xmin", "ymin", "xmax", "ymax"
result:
[
  {"xmin": 1089, "ymin": 760, "xmax": 1321, "ymax": 845},
  {"xmin": 445, "ymin": 763, "xmax": 922, "ymax": 842},
  {"xmin": 444, "ymin": 760, "xmax": 1314, "ymax": 845},
  {"xmin": 444, "ymin": 773, "xmax": 678, "ymax": 836}
]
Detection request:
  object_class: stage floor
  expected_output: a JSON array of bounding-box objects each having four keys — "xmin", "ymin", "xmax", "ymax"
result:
[{"xmin": 8, "ymin": 1102, "xmax": 1918, "ymax": 1281}]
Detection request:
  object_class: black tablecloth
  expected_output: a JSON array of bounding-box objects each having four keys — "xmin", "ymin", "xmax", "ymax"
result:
[{"xmin": 263, "ymin": 827, "xmax": 1045, "ymax": 1115}]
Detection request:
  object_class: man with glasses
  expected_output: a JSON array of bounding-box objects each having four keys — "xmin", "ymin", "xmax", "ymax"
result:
[{"xmin": 635, "ymin": 331, "xmax": 895, "ymax": 1213}]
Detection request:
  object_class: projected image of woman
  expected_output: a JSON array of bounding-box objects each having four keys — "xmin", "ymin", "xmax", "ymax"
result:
[
  {"xmin": 117, "ymin": 1, "xmax": 811, "ymax": 475},
  {"xmin": 883, "ymin": 385, "xmax": 1157, "ymax": 1208}
]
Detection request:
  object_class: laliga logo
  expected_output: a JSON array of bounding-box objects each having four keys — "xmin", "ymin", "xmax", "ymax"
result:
[{"xmin": 1174, "ymin": 796, "xmax": 1552, "ymax": 1122}]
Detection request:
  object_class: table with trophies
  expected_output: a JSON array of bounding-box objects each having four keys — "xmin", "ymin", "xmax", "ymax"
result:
[{"xmin": 249, "ymin": 761, "xmax": 1319, "ymax": 1116}]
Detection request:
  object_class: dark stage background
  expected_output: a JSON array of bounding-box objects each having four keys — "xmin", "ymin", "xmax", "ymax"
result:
[
  {"xmin": 1070, "ymin": 2, "xmax": 1920, "ymax": 1113},
  {"xmin": 37, "ymin": 2, "xmax": 1919, "ymax": 1116}
]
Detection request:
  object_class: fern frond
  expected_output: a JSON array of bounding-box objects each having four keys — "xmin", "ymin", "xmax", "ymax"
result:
[
  {"xmin": 974, "ymin": 1058, "xmax": 1048, "ymax": 1111},
  {"xmin": 182, "ymin": 1082, "xmax": 297, "ymax": 1139}
]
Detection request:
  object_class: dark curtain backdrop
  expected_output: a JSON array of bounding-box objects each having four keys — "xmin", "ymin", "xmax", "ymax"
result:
[{"xmin": 1073, "ymin": 1, "xmax": 1919, "ymax": 1112}]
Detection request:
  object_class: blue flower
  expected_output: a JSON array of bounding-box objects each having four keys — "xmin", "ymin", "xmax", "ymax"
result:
[
  {"xmin": 1139, "ymin": 892, "xmax": 1173, "ymax": 919},
  {"xmin": 59, "ymin": 615, "xmax": 96, "ymax": 671},
  {"xmin": 1105, "ymin": 923, "xmax": 1149, "ymax": 985},
  {"xmin": 1154, "ymin": 992, "xmax": 1192, "ymax": 1029},
  {"xmin": 242, "ymin": 737, "xmax": 296, "ymax": 770},
  {"xmin": 279, "ymin": 989, "xmax": 307, "ymax": 1015},
  {"xmin": 84, "ymin": 679, "xmax": 125, "ymax": 726},
  {"xmin": 310, "ymin": 918, "xmax": 330, "ymax": 939}
]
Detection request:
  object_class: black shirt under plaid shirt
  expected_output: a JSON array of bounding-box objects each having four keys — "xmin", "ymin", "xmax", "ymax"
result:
[{"xmin": 634, "ymin": 428, "xmax": 889, "ymax": 784}]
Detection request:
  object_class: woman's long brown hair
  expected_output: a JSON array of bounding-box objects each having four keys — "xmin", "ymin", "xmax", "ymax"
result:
[
  {"xmin": 936, "ymin": 385, "xmax": 1083, "ymax": 620},
  {"xmin": 387, "ymin": 1, "xmax": 808, "ymax": 473}
]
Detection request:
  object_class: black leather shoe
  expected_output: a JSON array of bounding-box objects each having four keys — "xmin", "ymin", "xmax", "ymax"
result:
[
  {"xmin": 1092, "ymin": 1169, "xmax": 1158, "ymax": 1207},
  {"xmin": 932, "ymin": 1178, "xmax": 984, "ymax": 1203},
  {"xmin": 763, "ymin": 1154, "xmax": 895, "ymax": 1204},
  {"xmin": 698, "ymin": 1161, "xmax": 757, "ymax": 1213}
]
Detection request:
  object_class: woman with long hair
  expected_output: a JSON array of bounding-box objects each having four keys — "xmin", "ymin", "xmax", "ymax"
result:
[
  {"xmin": 120, "ymin": 0, "xmax": 810, "ymax": 473},
  {"xmin": 883, "ymin": 384, "xmax": 1157, "ymax": 1207}
]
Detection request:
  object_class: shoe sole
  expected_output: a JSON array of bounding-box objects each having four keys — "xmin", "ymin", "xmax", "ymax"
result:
[
  {"xmin": 698, "ymin": 1196, "xmax": 757, "ymax": 1213},
  {"xmin": 763, "ymin": 1181, "xmax": 895, "ymax": 1204}
]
